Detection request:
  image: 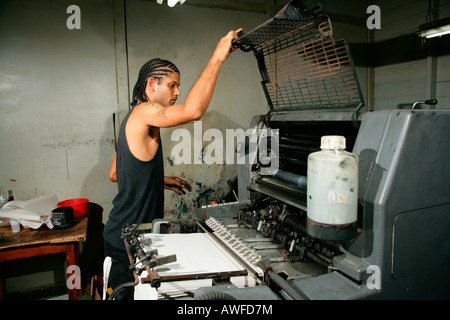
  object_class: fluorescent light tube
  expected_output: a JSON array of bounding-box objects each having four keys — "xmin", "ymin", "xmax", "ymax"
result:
[{"xmin": 418, "ymin": 17, "xmax": 450, "ymax": 39}]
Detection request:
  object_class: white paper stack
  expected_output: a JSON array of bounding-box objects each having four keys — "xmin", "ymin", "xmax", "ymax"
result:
[
  {"xmin": 134, "ymin": 233, "xmax": 258, "ymax": 300},
  {"xmin": 0, "ymin": 194, "xmax": 58, "ymax": 229}
]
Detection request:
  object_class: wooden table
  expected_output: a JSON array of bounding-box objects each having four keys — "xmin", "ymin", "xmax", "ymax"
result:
[{"xmin": 0, "ymin": 216, "xmax": 88, "ymax": 300}]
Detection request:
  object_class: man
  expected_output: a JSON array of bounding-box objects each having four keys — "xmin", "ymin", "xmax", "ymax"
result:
[{"xmin": 104, "ymin": 28, "xmax": 242, "ymax": 299}]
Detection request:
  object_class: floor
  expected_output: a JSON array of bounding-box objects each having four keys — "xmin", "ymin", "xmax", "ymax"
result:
[
  {"xmin": 6, "ymin": 277, "xmax": 99, "ymax": 300},
  {"xmin": 47, "ymin": 294, "xmax": 69, "ymax": 300}
]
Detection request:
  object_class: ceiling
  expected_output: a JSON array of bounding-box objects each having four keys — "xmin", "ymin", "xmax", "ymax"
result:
[{"xmin": 171, "ymin": 0, "xmax": 366, "ymax": 26}]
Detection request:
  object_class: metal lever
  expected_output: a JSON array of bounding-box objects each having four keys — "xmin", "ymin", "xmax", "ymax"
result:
[
  {"xmin": 227, "ymin": 179, "xmax": 239, "ymax": 201},
  {"xmin": 121, "ymin": 224, "xmax": 177, "ymax": 286},
  {"xmin": 231, "ymin": 30, "xmax": 244, "ymax": 51},
  {"xmin": 412, "ymin": 99, "xmax": 438, "ymax": 110},
  {"xmin": 151, "ymin": 254, "xmax": 177, "ymax": 267}
]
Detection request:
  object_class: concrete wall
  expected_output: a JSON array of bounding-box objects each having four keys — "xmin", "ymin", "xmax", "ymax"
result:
[
  {"xmin": 125, "ymin": 1, "xmax": 268, "ymax": 218},
  {"xmin": 0, "ymin": 0, "xmax": 268, "ymax": 224},
  {"xmin": 0, "ymin": 0, "xmax": 268, "ymax": 296},
  {"xmin": 0, "ymin": 0, "xmax": 118, "ymax": 220},
  {"xmin": 373, "ymin": 0, "xmax": 450, "ymax": 110}
]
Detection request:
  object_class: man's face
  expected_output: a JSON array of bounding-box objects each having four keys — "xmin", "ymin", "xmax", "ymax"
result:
[{"xmin": 147, "ymin": 72, "xmax": 181, "ymax": 107}]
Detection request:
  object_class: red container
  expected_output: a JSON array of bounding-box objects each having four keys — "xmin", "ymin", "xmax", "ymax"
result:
[{"xmin": 57, "ymin": 198, "xmax": 88, "ymax": 218}]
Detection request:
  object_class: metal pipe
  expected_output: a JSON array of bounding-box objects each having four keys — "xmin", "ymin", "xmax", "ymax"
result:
[
  {"xmin": 273, "ymin": 169, "xmax": 307, "ymax": 189},
  {"xmin": 107, "ymin": 239, "xmax": 140, "ymax": 300},
  {"xmin": 268, "ymin": 271, "xmax": 304, "ymax": 300},
  {"xmin": 306, "ymin": 251, "xmax": 330, "ymax": 268},
  {"xmin": 256, "ymin": 261, "xmax": 304, "ymax": 300},
  {"xmin": 124, "ymin": 238, "xmax": 139, "ymax": 286}
]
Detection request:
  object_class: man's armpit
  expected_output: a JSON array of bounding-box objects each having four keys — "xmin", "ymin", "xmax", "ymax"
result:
[{"xmin": 153, "ymin": 103, "xmax": 168, "ymax": 119}]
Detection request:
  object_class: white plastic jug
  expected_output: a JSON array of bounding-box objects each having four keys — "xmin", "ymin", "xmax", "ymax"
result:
[{"xmin": 306, "ymin": 136, "xmax": 358, "ymax": 240}]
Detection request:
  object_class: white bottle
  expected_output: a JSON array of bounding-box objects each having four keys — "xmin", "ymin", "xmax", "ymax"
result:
[{"xmin": 306, "ymin": 136, "xmax": 358, "ymax": 240}]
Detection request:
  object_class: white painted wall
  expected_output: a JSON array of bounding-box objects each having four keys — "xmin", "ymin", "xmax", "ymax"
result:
[
  {"xmin": 437, "ymin": 55, "xmax": 450, "ymax": 107},
  {"xmin": 0, "ymin": 0, "xmax": 118, "ymax": 220}
]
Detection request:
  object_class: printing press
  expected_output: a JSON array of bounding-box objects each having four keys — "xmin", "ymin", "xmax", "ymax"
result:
[{"xmin": 122, "ymin": 0, "xmax": 450, "ymax": 300}]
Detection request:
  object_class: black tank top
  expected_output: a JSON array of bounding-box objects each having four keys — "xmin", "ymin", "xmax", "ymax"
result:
[{"xmin": 104, "ymin": 107, "xmax": 164, "ymax": 251}]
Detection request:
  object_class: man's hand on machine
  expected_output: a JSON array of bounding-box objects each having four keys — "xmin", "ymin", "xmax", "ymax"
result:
[{"xmin": 164, "ymin": 176, "xmax": 192, "ymax": 195}]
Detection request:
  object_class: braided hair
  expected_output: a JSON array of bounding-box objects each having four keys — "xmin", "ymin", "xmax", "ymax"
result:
[{"xmin": 131, "ymin": 58, "xmax": 180, "ymax": 107}]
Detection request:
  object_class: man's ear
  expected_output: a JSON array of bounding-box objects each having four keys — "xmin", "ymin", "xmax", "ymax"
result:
[
  {"xmin": 146, "ymin": 77, "xmax": 157, "ymax": 92},
  {"xmin": 145, "ymin": 77, "xmax": 157, "ymax": 101}
]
